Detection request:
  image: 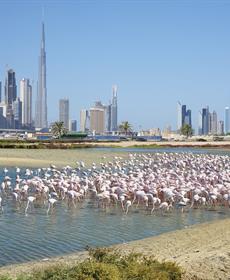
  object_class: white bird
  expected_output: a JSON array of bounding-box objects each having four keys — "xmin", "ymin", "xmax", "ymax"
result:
[
  {"xmin": 0, "ymin": 197, "xmax": 3, "ymax": 212},
  {"xmin": 25, "ymin": 196, "xmax": 36, "ymax": 214},
  {"xmin": 47, "ymin": 198, "xmax": 57, "ymax": 214}
]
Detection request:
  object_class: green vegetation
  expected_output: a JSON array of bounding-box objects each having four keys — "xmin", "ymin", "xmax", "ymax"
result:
[
  {"xmin": 0, "ymin": 248, "xmax": 182, "ymax": 280},
  {"xmin": 180, "ymin": 124, "xmax": 193, "ymax": 138},
  {"xmin": 51, "ymin": 121, "xmax": 67, "ymax": 139},
  {"xmin": 119, "ymin": 121, "xmax": 132, "ymax": 135}
]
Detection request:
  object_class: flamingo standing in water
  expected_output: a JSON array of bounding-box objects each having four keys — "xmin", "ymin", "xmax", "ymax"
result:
[
  {"xmin": 125, "ymin": 200, "xmax": 132, "ymax": 214},
  {"xmin": 25, "ymin": 196, "xmax": 36, "ymax": 214},
  {"xmin": 0, "ymin": 196, "xmax": 3, "ymax": 212},
  {"xmin": 47, "ymin": 197, "xmax": 57, "ymax": 214}
]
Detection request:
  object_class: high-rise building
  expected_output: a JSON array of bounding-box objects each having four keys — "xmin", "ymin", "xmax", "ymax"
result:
[
  {"xmin": 184, "ymin": 109, "xmax": 192, "ymax": 126},
  {"xmin": 225, "ymin": 107, "xmax": 230, "ymax": 134},
  {"xmin": 111, "ymin": 85, "xmax": 118, "ymax": 131},
  {"xmin": 0, "ymin": 81, "xmax": 2, "ymax": 103},
  {"xmin": 80, "ymin": 109, "xmax": 90, "ymax": 132},
  {"xmin": 20, "ymin": 79, "xmax": 32, "ymax": 128},
  {"xmin": 69, "ymin": 120, "xmax": 77, "ymax": 132},
  {"xmin": 0, "ymin": 102, "xmax": 7, "ymax": 129},
  {"xmin": 105, "ymin": 104, "xmax": 111, "ymax": 132},
  {"xmin": 90, "ymin": 102, "xmax": 105, "ymax": 134},
  {"xmin": 198, "ymin": 111, "xmax": 202, "ymax": 135},
  {"xmin": 13, "ymin": 98, "xmax": 22, "ymax": 129},
  {"xmin": 218, "ymin": 120, "xmax": 224, "ymax": 135},
  {"xmin": 59, "ymin": 99, "xmax": 69, "ymax": 130},
  {"xmin": 177, "ymin": 102, "xmax": 192, "ymax": 131},
  {"xmin": 201, "ymin": 107, "xmax": 209, "ymax": 135},
  {"xmin": 210, "ymin": 111, "xmax": 217, "ymax": 135},
  {"xmin": 5, "ymin": 69, "xmax": 17, "ymax": 128},
  {"xmin": 35, "ymin": 22, "xmax": 47, "ymax": 128},
  {"xmin": 177, "ymin": 102, "xmax": 182, "ymax": 131}
]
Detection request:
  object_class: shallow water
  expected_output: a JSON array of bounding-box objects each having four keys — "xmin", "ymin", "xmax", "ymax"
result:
[
  {"xmin": 0, "ymin": 147, "xmax": 230, "ymax": 267},
  {"xmin": 0, "ymin": 198, "xmax": 229, "ymax": 267}
]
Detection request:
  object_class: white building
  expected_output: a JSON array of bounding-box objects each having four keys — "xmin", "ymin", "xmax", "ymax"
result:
[
  {"xmin": 80, "ymin": 109, "xmax": 90, "ymax": 132},
  {"xmin": 225, "ymin": 107, "xmax": 230, "ymax": 134},
  {"xmin": 20, "ymin": 78, "xmax": 32, "ymax": 127}
]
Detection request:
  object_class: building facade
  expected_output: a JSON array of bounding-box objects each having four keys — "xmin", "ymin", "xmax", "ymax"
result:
[
  {"xmin": 79, "ymin": 109, "xmax": 89, "ymax": 132},
  {"xmin": 59, "ymin": 99, "xmax": 69, "ymax": 130},
  {"xmin": 111, "ymin": 85, "xmax": 118, "ymax": 131},
  {"xmin": 20, "ymin": 78, "xmax": 32, "ymax": 128},
  {"xmin": 35, "ymin": 22, "xmax": 48, "ymax": 128},
  {"xmin": 5, "ymin": 69, "xmax": 17, "ymax": 128},
  {"xmin": 225, "ymin": 107, "xmax": 230, "ymax": 134},
  {"xmin": 177, "ymin": 102, "xmax": 192, "ymax": 131},
  {"xmin": 201, "ymin": 107, "xmax": 209, "ymax": 135},
  {"xmin": 90, "ymin": 107, "xmax": 105, "ymax": 134},
  {"xmin": 218, "ymin": 120, "xmax": 224, "ymax": 135},
  {"xmin": 69, "ymin": 120, "xmax": 77, "ymax": 132}
]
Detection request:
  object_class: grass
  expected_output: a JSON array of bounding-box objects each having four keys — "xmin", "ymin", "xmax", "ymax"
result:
[{"xmin": 0, "ymin": 248, "xmax": 183, "ymax": 280}]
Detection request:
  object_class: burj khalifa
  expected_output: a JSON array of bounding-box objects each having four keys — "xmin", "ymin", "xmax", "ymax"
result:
[{"xmin": 35, "ymin": 22, "xmax": 48, "ymax": 128}]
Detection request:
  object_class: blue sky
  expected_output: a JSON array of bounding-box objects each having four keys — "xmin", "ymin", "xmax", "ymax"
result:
[{"xmin": 0, "ymin": 0, "xmax": 230, "ymax": 131}]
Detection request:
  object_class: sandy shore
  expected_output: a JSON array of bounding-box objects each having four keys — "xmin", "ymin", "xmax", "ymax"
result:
[
  {"xmin": 0, "ymin": 142, "xmax": 229, "ymax": 168},
  {"xmin": 0, "ymin": 149, "xmax": 128, "ymax": 168},
  {"xmin": 91, "ymin": 140, "xmax": 230, "ymax": 148},
  {"xmin": 0, "ymin": 218, "xmax": 229, "ymax": 280}
]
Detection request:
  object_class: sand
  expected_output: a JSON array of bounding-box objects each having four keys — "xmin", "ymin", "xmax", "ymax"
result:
[
  {"xmin": 0, "ymin": 149, "xmax": 128, "ymax": 168},
  {"xmin": 0, "ymin": 218, "xmax": 229, "ymax": 280}
]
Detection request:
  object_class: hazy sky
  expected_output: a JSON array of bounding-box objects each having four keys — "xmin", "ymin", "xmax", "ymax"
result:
[{"xmin": 0, "ymin": 0, "xmax": 230, "ymax": 131}]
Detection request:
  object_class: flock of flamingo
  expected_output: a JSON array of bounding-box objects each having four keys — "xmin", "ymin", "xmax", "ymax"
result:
[{"xmin": 0, "ymin": 152, "xmax": 230, "ymax": 216}]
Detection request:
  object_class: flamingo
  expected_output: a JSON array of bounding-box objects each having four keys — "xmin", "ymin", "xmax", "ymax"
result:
[
  {"xmin": 47, "ymin": 197, "xmax": 57, "ymax": 214},
  {"xmin": 25, "ymin": 196, "xmax": 36, "ymax": 214},
  {"xmin": 0, "ymin": 196, "xmax": 3, "ymax": 212}
]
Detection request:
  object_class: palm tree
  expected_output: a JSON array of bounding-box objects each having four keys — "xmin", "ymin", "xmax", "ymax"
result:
[
  {"xmin": 180, "ymin": 124, "xmax": 193, "ymax": 138},
  {"xmin": 51, "ymin": 122, "xmax": 67, "ymax": 139},
  {"xmin": 119, "ymin": 121, "xmax": 132, "ymax": 135}
]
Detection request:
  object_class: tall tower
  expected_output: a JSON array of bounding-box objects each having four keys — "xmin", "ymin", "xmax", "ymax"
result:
[
  {"xmin": 111, "ymin": 85, "xmax": 118, "ymax": 131},
  {"xmin": 225, "ymin": 107, "xmax": 230, "ymax": 134},
  {"xmin": 20, "ymin": 79, "xmax": 32, "ymax": 128},
  {"xmin": 59, "ymin": 99, "xmax": 69, "ymax": 130},
  {"xmin": 35, "ymin": 22, "xmax": 47, "ymax": 128},
  {"xmin": 0, "ymin": 81, "xmax": 2, "ymax": 103},
  {"xmin": 5, "ymin": 69, "xmax": 17, "ymax": 128}
]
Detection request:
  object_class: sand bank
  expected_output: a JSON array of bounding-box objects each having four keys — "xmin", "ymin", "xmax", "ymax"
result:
[
  {"xmin": 90, "ymin": 140, "xmax": 230, "ymax": 148},
  {"xmin": 0, "ymin": 218, "xmax": 229, "ymax": 280},
  {"xmin": 0, "ymin": 149, "xmax": 128, "ymax": 168}
]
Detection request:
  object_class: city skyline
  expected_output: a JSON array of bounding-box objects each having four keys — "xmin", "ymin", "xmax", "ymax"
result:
[{"xmin": 0, "ymin": 1, "xmax": 230, "ymax": 130}]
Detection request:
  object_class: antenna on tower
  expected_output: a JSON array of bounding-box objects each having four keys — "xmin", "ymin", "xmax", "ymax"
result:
[{"xmin": 42, "ymin": 6, "xmax": 45, "ymax": 21}]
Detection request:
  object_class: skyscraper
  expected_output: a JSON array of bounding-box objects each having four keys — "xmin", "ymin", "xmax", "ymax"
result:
[
  {"xmin": 210, "ymin": 111, "xmax": 217, "ymax": 135},
  {"xmin": 13, "ymin": 98, "xmax": 22, "ymax": 129},
  {"xmin": 59, "ymin": 99, "xmax": 69, "ymax": 130},
  {"xmin": 35, "ymin": 22, "xmax": 47, "ymax": 128},
  {"xmin": 111, "ymin": 85, "xmax": 118, "ymax": 131},
  {"xmin": 218, "ymin": 120, "xmax": 224, "ymax": 135},
  {"xmin": 225, "ymin": 107, "xmax": 230, "ymax": 134},
  {"xmin": 90, "ymin": 107, "xmax": 105, "ymax": 134},
  {"xmin": 0, "ymin": 81, "xmax": 2, "ymax": 103},
  {"xmin": 198, "ymin": 111, "xmax": 202, "ymax": 135},
  {"xmin": 105, "ymin": 104, "xmax": 111, "ymax": 132},
  {"xmin": 69, "ymin": 120, "xmax": 77, "ymax": 132},
  {"xmin": 177, "ymin": 102, "xmax": 182, "ymax": 131},
  {"xmin": 80, "ymin": 109, "xmax": 90, "ymax": 132},
  {"xmin": 5, "ymin": 69, "xmax": 17, "ymax": 128},
  {"xmin": 20, "ymin": 79, "xmax": 32, "ymax": 128},
  {"xmin": 201, "ymin": 106, "xmax": 209, "ymax": 135},
  {"xmin": 177, "ymin": 102, "xmax": 192, "ymax": 131}
]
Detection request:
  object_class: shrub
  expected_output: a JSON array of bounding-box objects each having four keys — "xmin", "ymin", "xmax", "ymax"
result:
[{"xmin": 0, "ymin": 248, "xmax": 183, "ymax": 280}]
